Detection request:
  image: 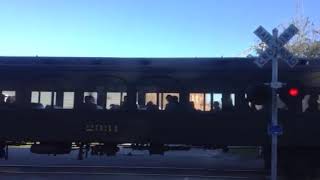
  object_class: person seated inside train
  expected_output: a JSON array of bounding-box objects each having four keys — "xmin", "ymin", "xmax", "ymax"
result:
[
  {"xmin": 165, "ymin": 95, "xmax": 179, "ymax": 111},
  {"xmin": 5, "ymin": 96, "xmax": 15, "ymax": 104},
  {"xmin": 120, "ymin": 96, "xmax": 137, "ymax": 110},
  {"xmin": 4, "ymin": 96, "xmax": 17, "ymax": 108},
  {"xmin": 221, "ymin": 97, "xmax": 235, "ymax": 112},
  {"xmin": 81, "ymin": 95, "xmax": 99, "ymax": 110},
  {"xmin": 146, "ymin": 101, "xmax": 159, "ymax": 111},
  {"xmin": 0, "ymin": 94, "xmax": 27, "ymax": 109},
  {"xmin": 305, "ymin": 94, "xmax": 319, "ymax": 112},
  {"xmin": 186, "ymin": 101, "xmax": 196, "ymax": 112},
  {"xmin": 212, "ymin": 101, "xmax": 221, "ymax": 112},
  {"xmin": 120, "ymin": 96, "xmax": 129, "ymax": 109}
]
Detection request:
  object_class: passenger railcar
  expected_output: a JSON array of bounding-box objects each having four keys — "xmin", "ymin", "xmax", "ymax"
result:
[{"xmin": 0, "ymin": 56, "xmax": 319, "ymax": 171}]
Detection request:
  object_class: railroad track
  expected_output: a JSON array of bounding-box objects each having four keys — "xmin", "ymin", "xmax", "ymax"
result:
[{"xmin": 0, "ymin": 165, "xmax": 266, "ymax": 179}]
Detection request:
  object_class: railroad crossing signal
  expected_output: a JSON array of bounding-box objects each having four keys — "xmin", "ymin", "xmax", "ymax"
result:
[
  {"xmin": 254, "ymin": 24, "xmax": 299, "ymax": 68},
  {"xmin": 253, "ymin": 24, "xmax": 299, "ymax": 180}
]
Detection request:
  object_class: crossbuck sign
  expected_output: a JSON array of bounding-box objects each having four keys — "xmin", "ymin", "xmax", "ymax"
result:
[
  {"xmin": 254, "ymin": 24, "xmax": 299, "ymax": 180},
  {"xmin": 254, "ymin": 24, "xmax": 299, "ymax": 68}
]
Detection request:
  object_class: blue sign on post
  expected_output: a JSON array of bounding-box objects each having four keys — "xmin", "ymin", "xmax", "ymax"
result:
[{"xmin": 268, "ymin": 125, "xmax": 283, "ymax": 136}]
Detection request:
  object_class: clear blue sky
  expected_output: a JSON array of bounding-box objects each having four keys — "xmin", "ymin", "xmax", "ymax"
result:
[{"xmin": 0, "ymin": 0, "xmax": 319, "ymax": 57}]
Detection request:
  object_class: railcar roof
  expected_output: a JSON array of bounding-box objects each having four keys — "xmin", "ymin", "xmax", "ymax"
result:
[{"xmin": 0, "ymin": 56, "xmax": 319, "ymax": 70}]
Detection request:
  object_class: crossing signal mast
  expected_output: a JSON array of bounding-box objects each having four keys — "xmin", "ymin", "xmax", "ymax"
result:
[{"xmin": 254, "ymin": 24, "xmax": 299, "ymax": 180}]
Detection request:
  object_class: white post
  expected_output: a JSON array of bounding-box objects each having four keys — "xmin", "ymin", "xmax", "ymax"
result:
[{"xmin": 271, "ymin": 28, "xmax": 279, "ymax": 180}]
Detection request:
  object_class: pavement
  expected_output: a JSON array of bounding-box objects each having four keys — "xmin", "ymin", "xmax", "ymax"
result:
[{"xmin": 0, "ymin": 146, "xmax": 266, "ymax": 180}]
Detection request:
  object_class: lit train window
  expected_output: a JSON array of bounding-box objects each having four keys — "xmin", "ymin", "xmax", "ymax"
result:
[
  {"xmin": 213, "ymin": 93, "xmax": 222, "ymax": 109},
  {"xmin": 212, "ymin": 93, "xmax": 236, "ymax": 111},
  {"xmin": 41, "ymin": 92, "xmax": 55, "ymax": 107},
  {"xmin": 205, "ymin": 93, "xmax": 212, "ymax": 111},
  {"xmin": 189, "ymin": 93, "xmax": 212, "ymax": 111},
  {"xmin": 106, "ymin": 92, "xmax": 127, "ymax": 109},
  {"xmin": 1, "ymin": 91, "xmax": 15, "ymax": 97},
  {"xmin": 190, "ymin": 93, "xmax": 204, "ymax": 111},
  {"xmin": 31, "ymin": 92, "xmax": 40, "ymax": 103},
  {"xmin": 302, "ymin": 94, "xmax": 320, "ymax": 112},
  {"xmin": 83, "ymin": 92, "xmax": 98, "ymax": 104},
  {"xmin": 63, "ymin": 92, "xmax": 74, "ymax": 109},
  {"xmin": 31, "ymin": 91, "xmax": 56, "ymax": 107},
  {"xmin": 145, "ymin": 93, "xmax": 157, "ymax": 105},
  {"xmin": 230, "ymin": 93, "xmax": 235, "ymax": 106},
  {"xmin": 1, "ymin": 91, "xmax": 16, "ymax": 102}
]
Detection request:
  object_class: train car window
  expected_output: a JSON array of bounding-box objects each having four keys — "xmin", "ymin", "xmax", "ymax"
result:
[
  {"xmin": 41, "ymin": 92, "xmax": 55, "ymax": 107},
  {"xmin": 1, "ymin": 91, "xmax": 15, "ymax": 97},
  {"xmin": 145, "ymin": 93, "xmax": 157, "ymax": 105},
  {"xmin": 31, "ymin": 91, "xmax": 56, "ymax": 107},
  {"xmin": 188, "ymin": 93, "xmax": 213, "ymax": 111},
  {"xmin": 302, "ymin": 94, "xmax": 311, "ymax": 112},
  {"xmin": 31, "ymin": 91, "xmax": 40, "ymax": 103},
  {"xmin": 31, "ymin": 91, "xmax": 63, "ymax": 109},
  {"xmin": 230, "ymin": 93, "xmax": 235, "ymax": 106},
  {"xmin": 255, "ymin": 105, "xmax": 264, "ymax": 111},
  {"xmin": 122, "ymin": 92, "xmax": 127, "ymax": 102},
  {"xmin": 106, "ymin": 92, "xmax": 127, "ymax": 110},
  {"xmin": 302, "ymin": 94, "xmax": 320, "ymax": 112},
  {"xmin": 63, "ymin": 92, "xmax": 74, "ymax": 109},
  {"xmin": 189, "ymin": 93, "xmax": 205, "ymax": 111},
  {"xmin": 205, "ymin": 93, "xmax": 212, "ymax": 111},
  {"xmin": 1, "ymin": 91, "xmax": 16, "ymax": 103},
  {"xmin": 213, "ymin": 93, "xmax": 222, "ymax": 110}
]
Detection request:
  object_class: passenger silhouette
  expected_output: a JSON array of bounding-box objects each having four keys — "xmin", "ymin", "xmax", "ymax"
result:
[
  {"xmin": 146, "ymin": 101, "xmax": 158, "ymax": 111},
  {"xmin": 222, "ymin": 96, "xmax": 234, "ymax": 112},
  {"xmin": 305, "ymin": 94, "xmax": 319, "ymax": 112},
  {"xmin": 5, "ymin": 96, "xmax": 15, "ymax": 104},
  {"xmin": 173, "ymin": 96, "xmax": 181, "ymax": 111},
  {"xmin": 187, "ymin": 101, "xmax": 196, "ymax": 111},
  {"xmin": 120, "ymin": 96, "xmax": 129, "ymax": 110},
  {"xmin": 165, "ymin": 95, "xmax": 178, "ymax": 111},
  {"xmin": 85, "ymin": 95, "xmax": 95, "ymax": 104},
  {"xmin": 172, "ymin": 96, "xmax": 179, "ymax": 104},
  {"xmin": 212, "ymin": 101, "xmax": 221, "ymax": 112},
  {"xmin": 82, "ymin": 95, "xmax": 98, "ymax": 110},
  {"xmin": 4, "ymin": 96, "xmax": 16, "ymax": 108}
]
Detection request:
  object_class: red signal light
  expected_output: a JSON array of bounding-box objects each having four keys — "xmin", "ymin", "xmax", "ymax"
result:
[{"xmin": 288, "ymin": 88, "xmax": 299, "ymax": 97}]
